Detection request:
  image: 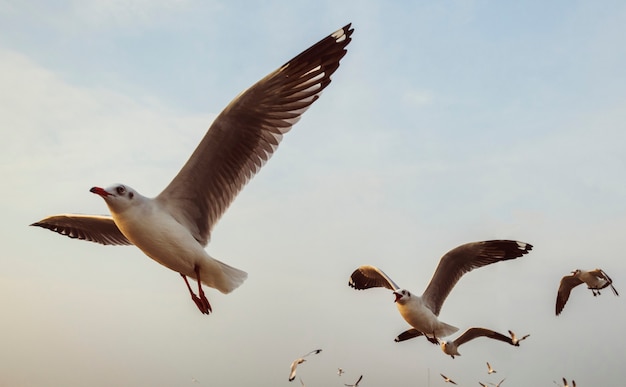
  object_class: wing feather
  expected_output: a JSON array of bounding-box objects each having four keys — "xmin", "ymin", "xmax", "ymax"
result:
[
  {"xmin": 30, "ymin": 214, "xmax": 132, "ymax": 246},
  {"xmin": 349, "ymin": 265, "xmax": 401, "ymax": 291}
]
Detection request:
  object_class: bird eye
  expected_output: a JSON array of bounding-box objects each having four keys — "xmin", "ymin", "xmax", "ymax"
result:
[
  {"xmin": 129, "ymin": 192, "xmax": 134, "ymax": 199},
  {"xmin": 402, "ymin": 290, "xmax": 406, "ymax": 295},
  {"xmin": 116, "ymin": 186, "xmax": 126, "ymax": 195}
]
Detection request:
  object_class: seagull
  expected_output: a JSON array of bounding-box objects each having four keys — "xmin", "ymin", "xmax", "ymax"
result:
[
  {"xmin": 554, "ymin": 377, "xmax": 573, "ymax": 387},
  {"xmin": 507, "ymin": 330, "xmax": 530, "ymax": 346},
  {"xmin": 440, "ymin": 373, "xmax": 457, "ymax": 384},
  {"xmin": 344, "ymin": 375, "xmax": 363, "ymax": 387},
  {"xmin": 491, "ymin": 378, "xmax": 506, "ymax": 387},
  {"xmin": 438, "ymin": 328, "xmax": 515, "ymax": 359},
  {"xmin": 30, "ymin": 24, "xmax": 354, "ymax": 315},
  {"xmin": 337, "ymin": 368, "xmax": 344, "ymax": 376},
  {"xmin": 349, "ymin": 240, "xmax": 533, "ymax": 343},
  {"xmin": 479, "ymin": 383, "xmax": 488, "ymax": 387},
  {"xmin": 556, "ymin": 268, "xmax": 619, "ymax": 315},
  {"xmin": 288, "ymin": 349, "xmax": 322, "ymax": 382},
  {"xmin": 486, "ymin": 361, "xmax": 496, "ymax": 374}
]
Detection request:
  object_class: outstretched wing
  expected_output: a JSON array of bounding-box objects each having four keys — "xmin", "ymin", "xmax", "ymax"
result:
[
  {"xmin": 422, "ymin": 240, "xmax": 533, "ymax": 315},
  {"xmin": 349, "ymin": 265, "xmax": 401, "ymax": 291},
  {"xmin": 556, "ymin": 274, "xmax": 583, "ymax": 315},
  {"xmin": 157, "ymin": 24, "xmax": 354, "ymax": 246},
  {"xmin": 30, "ymin": 214, "xmax": 132, "ymax": 246},
  {"xmin": 453, "ymin": 327, "xmax": 513, "ymax": 347}
]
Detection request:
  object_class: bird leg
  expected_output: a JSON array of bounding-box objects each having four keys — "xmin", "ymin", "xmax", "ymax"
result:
[
  {"xmin": 426, "ymin": 332, "xmax": 439, "ymax": 345},
  {"xmin": 180, "ymin": 266, "xmax": 212, "ymax": 314}
]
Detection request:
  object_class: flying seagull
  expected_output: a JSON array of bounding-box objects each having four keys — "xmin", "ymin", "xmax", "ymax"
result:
[
  {"xmin": 440, "ymin": 373, "xmax": 457, "ymax": 384},
  {"xmin": 349, "ymin": 240, "xmax": 533, "ymax": 343},
  {"xmin": 491, "ymin": 378, "xmax": 506, "ymax": 387},
  {"xmin": 507, "ymin": 330, "xmax": 530, "ymax": 346},
  {"xmin": 344, "ymin": 375, "xmax": 363, "ymax": 387},
  {"xmin": 337, "ymin": 368, "xmax": 344, "ymax": 376},
  {"xmin": 30, "ymin": 24, "xmax": 354, "ymax": 315},
  {"xmin": 439, "ymin": 328, "xmax": 515, "ymax": 359},
  {"xmin": 288, "ymin": 349, "xmax": 322, "ymax": 382},
  {"xmin": 554, "ymin": 377, "xmax": 575, "ymax": 387},
  {"xmin": 556, "ymin": 268, "xmax": 619, "ymax": 315},
  {"xmin": 486, "ymin": 361, "xmax": 496, "ymax": 374}
]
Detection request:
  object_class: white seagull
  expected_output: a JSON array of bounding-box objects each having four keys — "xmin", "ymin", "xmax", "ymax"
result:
[
  {"xmin": 30, "ymin": 24, "xmax": 354, "ymax": 314},
  {"xmin": 556, "ymin": 268, "xmax": 619, "ymax": 315},
  {"xmin": 349, "ymin": 240, "xmax": 533, "ymax": 343},
  {"xmin": 288, "ymin": 349, "xmax": 322, "ymax": 382},
  {"xmin": 344, "ymin": 375, "xmax": 363, "ymax": 387},
  {"xmin": 486, "ymin": 361, "xmax": 496, "ymax": 374},
  {"xmin": 507, "ymin": 330, "xmax": 530, "ymax": 346},
  {"xmin": 440, "ymin": 373, "xmax": 457, "ymax": 384},
  {"xmin": 438, "ymin": 328, "xmax": 515, "ymax": 359},
  {"xmin": 337, "ymin": 368, "xmax": 344, "ymax": 376}
]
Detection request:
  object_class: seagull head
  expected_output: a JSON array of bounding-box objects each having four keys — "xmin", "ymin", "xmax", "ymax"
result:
[
  {"xmin": 393, "ymin": 289, "xmax": 411, "ymax": 304},
  {"xmin": 90, "ymin": 184, "xmax": 140, "ymax": 213}
]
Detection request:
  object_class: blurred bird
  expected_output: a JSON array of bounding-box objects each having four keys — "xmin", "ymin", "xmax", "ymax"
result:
[
  {"xmin": 556, "ymin": 268, "xmax": 619, "ymax": 315},
  {"xmin": 337, "ymin": 368, "xmax": 344, "ymax": 376},
  {"xmin": 507, "ymin": 330, "xmax": 530, "ymax": 346},
  {"xmin": 30, "ymin": 24, "xmax": 354, "ymax": 315},
  {"xmin": 344, "ymin": 375, "xmax": 363, "ymax": 387},
  {"xmin": 288, "ymin": 349, "xmax": 322, "ymax": 382},
  {"xmin": 491, "ymin": 378, "xmax": 506, "ymax": 387},
  {"xmin": 440, "ymin": 373, "xmax": 457, "ymax": 384},
  {"xmin": 486, "ymin": 362, "xmax": 496, "ymax": 374}
]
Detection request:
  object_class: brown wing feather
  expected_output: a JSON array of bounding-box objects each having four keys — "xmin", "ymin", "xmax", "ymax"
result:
[
  {"xmin": 453, "ymin": 327, "xmax": 513, "ymax": 347},
  {"xmin": 348, "ymin": 265, "xmax": 400, "ymax": 291},
  {"xmin": 555, "ymin": 274, "xmax": 583, "ymax": 315},
  {"xmin": 157, "ymin": 24, "xmax": 354, "ymax": 246},
  {"xmin": 30, "ymin": 214, "xmax": 132, "ymax": 246},
  {"xmin": 422, "ymin": 240, "xmax": 533, "ymax": 315}
]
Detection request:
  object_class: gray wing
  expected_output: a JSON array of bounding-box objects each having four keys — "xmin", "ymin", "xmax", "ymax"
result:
[
  {"xmin": 349, "ymin": 265, "xmax": 401, "ymax": 291},
  {"xmin": 394, "ymin": 328, "xmax": 424, "ymax": 343},
  {"xmin": 589, "ymin": 269, "xmax": 619, "ymax": 295},
  {"xmin": 302, "ymin": 349, "xmax": 322, "ymax": 357},
  {"xmin": 156, "ymin": 24, "xmax": 354, "ymax": 246},
  {"xmin": 422, "ymin": 240, "xmax": 533, "ymax": 315},
  {"xmin": 30, "ymin": 214, "xmax": 132, "ymax": 246},
  {"xmin": 556, "ymin": 274, "xmax": 583, "ymax": 315},
  {"xmin": 453, "ymin": 327, "xmax": 513, "ymax": 347}
]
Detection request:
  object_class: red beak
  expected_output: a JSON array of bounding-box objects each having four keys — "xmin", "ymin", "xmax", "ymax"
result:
[
  {"xmin": 393, "ymin": 292, "xmax": 402, "ymax": 303},
  {"xmin": 90, "ymin": 187, "xmax": 111, "ymax": 197}
]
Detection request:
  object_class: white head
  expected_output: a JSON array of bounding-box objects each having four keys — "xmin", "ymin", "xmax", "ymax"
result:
[
  {"xmin": 90, "ymin": 184, "xmax": 141, "ymax": 214},
  {"xmin": 393, "ymin": 289, "xmax": 412, "ymax": 304},
  {"xmin": 440, "ymin": 341, "xmax": 460, "ymax": 358}
]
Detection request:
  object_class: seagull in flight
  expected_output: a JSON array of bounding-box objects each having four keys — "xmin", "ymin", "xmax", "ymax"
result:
[
  {"xmin": 438, "ymin": 328, "xmax": 516, "ymax": 359},
  {"xmin": 486, "ymin": 361, "xmax": 497, "ymax": 374},
  {"xmin": 288, "ymin": 349, "xmax": 322, "ymax": 382},
  {"xmin": 349, "ymin": 240, "xmax": 533, "ymax": 343},
  {"xmin": 556, "ymin": 268, "xmax": 619, "ymax": 315},
  {"xmin": 30, "ymin": 24, "xmax": 354, "ymax": 315},
  {"xmin": 344, "ymin": 375, "xmax": 363, "ymax": 387},
  {"xmin": 337, "ymin": 368, "xmax": 344, "ymax": 376},
  {"xmin": 507, "ymin": 330, "xmax": 530, "ymax": 346},
  {"xmin": 440, "ymin": 373, "xmax": 457, "ymax": 384},
  {"xmin": 491, "ymin": 378, "xmax": 506, "ymax": 387}
]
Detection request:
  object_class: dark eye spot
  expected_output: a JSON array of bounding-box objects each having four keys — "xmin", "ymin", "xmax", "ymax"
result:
[
  {"xmin": 116, "ymin": 186, "xmax": 125, "ymax": 195},
  {"xmin": 129, "ymin": 192, "xmax": 134, "ymax": 199}
]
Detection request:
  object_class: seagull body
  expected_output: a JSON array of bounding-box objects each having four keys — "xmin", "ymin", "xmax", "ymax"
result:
[
  {"xmin": 440, "ymin": 373, "xmax": 457, "ymax": 384},
  {"xmin": 344, "ymin": 375, "xmax": 363, "ymax": 387},
  {"xmin": 507, "ymin": 330, "xmax": 530, "ymax": 346},
  {"xmin": 486, "ymin": 362, "xmax": 496, "ymax": 374},
  {"xmin": 556, "ymin": 268, "xmax": 619, "ymax": 315},
  {"xmin": 337, "ymin": 368, "xmax": 344, "ymax": 376},
  {"xmin": 30, "ymin": 24, "xmax": 354, "ymax": 314},
  {"xmin": 288, "ymin": 349, "xmax": 322, "ymax": 382},
  {"xmin": 438, "ymin": 328, "xmax": 515, "ymax": 358},
  {"xmin": 349, "ymin": 240, "xmax": 533, "ymax": 342}
]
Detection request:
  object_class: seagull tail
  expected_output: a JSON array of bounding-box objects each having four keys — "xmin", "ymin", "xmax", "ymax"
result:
[
  {"xmin": 199, "ymin": 256, "xmax": 248, "ymax": 294},
  {"xmin": 435, "ymin": 322, "xmax": 459, "ymax": 338}
]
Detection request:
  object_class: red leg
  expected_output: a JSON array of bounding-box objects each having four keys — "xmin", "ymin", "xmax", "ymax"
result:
[
  {"xmin": 181, "ymin": 271, "xmax": 211, "ymax": 315},
  {"xmin": 194, "ymin": 265, "xmax": 212, "ymax": 314}
]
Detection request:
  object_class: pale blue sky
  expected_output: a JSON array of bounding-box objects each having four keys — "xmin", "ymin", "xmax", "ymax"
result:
[{"xmin": 1, "ymin": 1, "xmax": 625, "ymax": 386}]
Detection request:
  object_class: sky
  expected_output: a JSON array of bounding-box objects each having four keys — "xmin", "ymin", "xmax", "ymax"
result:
[{"xmin": 1, "ymin": 1, "xmax": 626, "ymax": 386}]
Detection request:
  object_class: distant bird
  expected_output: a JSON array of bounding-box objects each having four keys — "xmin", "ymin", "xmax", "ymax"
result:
[
  {"xmin": 491, "ymin": 378, "xmax": 506, "ymax": 387},
  {"xmin": 349, "ymin": 240, "xmax": 533, "ymax": 343},
  {"xmin": 554, "ymin": 377, "xmax": 575, "ymax": 387},
  {"xmin": 299, "ymin": 377, "xmax": 306, "ymax": 387},
  {"xmin": 440, "ymin": 373, "xmax": 457, "ymax": 384},
  {"xmin": 29, "ymin": 24, "xmax": 354, "ymax": 315},
  {"xmin": 479, "ymin": 383, "xmax": 488, "ymax": 387},
  {"xmin": 288, "ymin": 349, "xmax": 322, "ymax": 382},
  {"xmin": 437, "ymin": 327, "xmax": 515, "ymax": 359},
  {"xmin": 344, "ymin": 375, "xmax": 363, "ymax": 387},
  {"xmin": 507, "ymin": 330, "xmax": 530, "ymax": 346},
  {"xmin": 337, "ymin": 368, "xmax": 344, "ymax": 376},
  {"xmin": 556, "ymin": 268, "xmax": 619, "ymax": 315},
  {"xmin": 486, "ymin": 361, "xmax": 496, "ymax": 374},
  {"xmin": 191, "ymin": 378, "xmax": 199, "ymax": 384}
]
